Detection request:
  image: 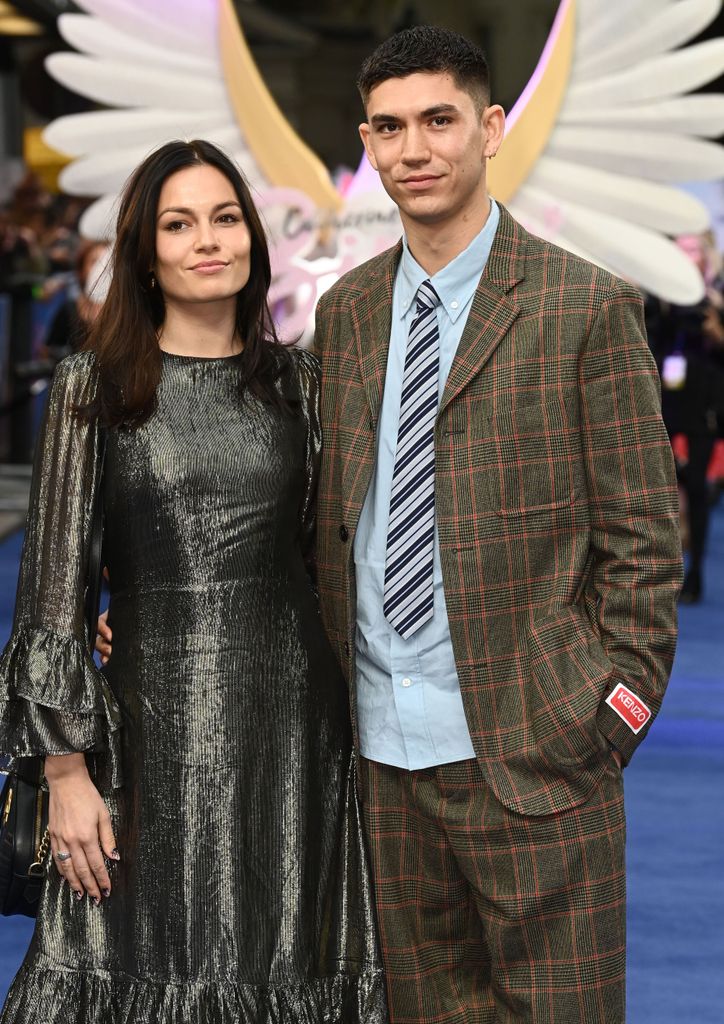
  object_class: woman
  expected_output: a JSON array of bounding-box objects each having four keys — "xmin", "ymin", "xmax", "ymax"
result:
[{"xmin": 0, "ymin": 140, "xmax": 386, "ymax": 1023}]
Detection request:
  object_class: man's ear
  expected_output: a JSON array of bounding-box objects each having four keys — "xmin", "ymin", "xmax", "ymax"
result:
[
  {"xmin": 482, "ymin": 104, "xmax": 506, "ymax": 159},
  {"xmin": 359, "ymin": 123, "xmax": 379, "ymax": 170}
]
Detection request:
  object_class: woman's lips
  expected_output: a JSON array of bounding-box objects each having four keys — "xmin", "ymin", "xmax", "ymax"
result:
[{"xmin": 190, "ymin": 262, "xmax": 229, "ymax": 274}]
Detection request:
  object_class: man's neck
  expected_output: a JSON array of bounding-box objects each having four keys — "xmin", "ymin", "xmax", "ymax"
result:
[{"xmin": 403, "ymin": 193, "xmax": 492, "ymax": 277}]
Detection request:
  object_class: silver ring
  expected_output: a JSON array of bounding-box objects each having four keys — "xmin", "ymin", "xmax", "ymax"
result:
[{"xmin": 56, "ymin": 851, "xmax": 72, "ymax": 862}]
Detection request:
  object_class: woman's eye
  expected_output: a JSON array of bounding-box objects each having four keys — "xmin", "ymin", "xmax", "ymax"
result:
[
  {"xmin": 165, "ymin": 220, "xmax": 187, "ymax": 232},
  {"xmin": 217, "ymin": 213, "xmax": 239, "ymax": 224}
]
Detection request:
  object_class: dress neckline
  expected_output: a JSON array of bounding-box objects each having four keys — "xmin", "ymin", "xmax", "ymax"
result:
[{"xmin": 161, "ymin": 350, "xmax": 244, "ymax": 364}]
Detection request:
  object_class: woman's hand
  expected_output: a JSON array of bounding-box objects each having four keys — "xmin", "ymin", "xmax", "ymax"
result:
[
  {"xmin": 44, "ymin": 753, "xmax": 119, "ymax": 904},
  {"xmin": 95, "ymin": 609, "xmax": 112, "ymax": 664}
]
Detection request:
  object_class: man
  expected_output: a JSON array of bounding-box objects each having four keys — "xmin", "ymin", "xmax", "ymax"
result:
[{"xmin": 313, "ymin": 25, "xmax": 682, "ymax": 1024}]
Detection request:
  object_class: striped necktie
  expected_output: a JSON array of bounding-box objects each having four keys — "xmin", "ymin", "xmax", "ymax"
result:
[{"xmin": 383, "ymin": 278, "xmax": 441, "ymax": 639}]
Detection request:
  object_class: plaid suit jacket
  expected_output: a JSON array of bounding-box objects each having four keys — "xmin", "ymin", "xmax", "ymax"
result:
[{"xmin": 313, "ymin": 205, "xmax": 682, "ymax": 817}]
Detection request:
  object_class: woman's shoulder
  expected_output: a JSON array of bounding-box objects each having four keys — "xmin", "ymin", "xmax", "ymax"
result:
[
  {"xmin": 288, "ymin": 345, "xmax": 320, "ymax": 388},
  {"xmin": 53, "ymin": 349, "xmax": 97, "ymax": 382},
  {"xmin": 50, "ymin": 350, "xmax": 99, "ymax": 404},
  {"xmin": 264, "ymin": 342, "xmax": 319, "ymax": 406}
]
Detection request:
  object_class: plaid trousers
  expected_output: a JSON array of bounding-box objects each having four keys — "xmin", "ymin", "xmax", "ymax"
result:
[{"xmin": 359, "ymin": 756, "xmax": 626, "ymax": 1024}]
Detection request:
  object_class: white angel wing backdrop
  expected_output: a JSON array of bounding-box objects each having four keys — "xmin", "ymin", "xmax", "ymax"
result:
[
  {"xmin": 43, "ymin": 0, "xmax": 724, "ymax": 306},
  {"xmin": 346, "ymin": 0, "xmax": 724, "ymax": 303},
  {"xmin": 44, "ymin": 0, "xmax": 264, "ymax": 240},
  {"xmin": 45, "ymin": 0, "xmax": 340, "ymax": 231},
  {"xmin": 502, "ymin": 0, "xmax": 724, "ymax": 303}
]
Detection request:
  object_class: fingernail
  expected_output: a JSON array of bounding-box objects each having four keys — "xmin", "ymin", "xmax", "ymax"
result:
[
  {"xmin": 102, "ymin": 889, "xmax": 111, "ymax": 898},
  {"xmin": 74, "ymin": 890, "xmax": 83, "ymax": 901},
  {"xmin": 92, "ymin": 896, "xmax": 101, "ymax": 907},
  {"xmin": 110, "ymin": 849, "xmax": 120, "ymax": 861}
]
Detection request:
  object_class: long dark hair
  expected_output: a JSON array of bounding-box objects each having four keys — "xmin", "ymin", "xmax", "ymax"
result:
[{"xmin": 79, "ymin": 139, "xmax": 291, "ymax": 426}]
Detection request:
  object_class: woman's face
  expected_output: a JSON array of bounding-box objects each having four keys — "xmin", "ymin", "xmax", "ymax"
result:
[{"xmin": 154, "ymin": 163, "xmax": 252, "ymax": 308}]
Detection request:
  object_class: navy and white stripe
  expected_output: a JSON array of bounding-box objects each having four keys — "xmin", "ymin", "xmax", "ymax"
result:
[{"xmin": 383, "ymin": 279, "xmax": 440, "ymax": 639}]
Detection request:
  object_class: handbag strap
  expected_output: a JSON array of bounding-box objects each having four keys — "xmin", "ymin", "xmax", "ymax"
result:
[{"xmin": 83, "ymin": 427, "xmax": 107, "ymax": 650}]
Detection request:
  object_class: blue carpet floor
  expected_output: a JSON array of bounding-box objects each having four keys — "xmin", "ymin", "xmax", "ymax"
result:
[{"xmin": 0, "ymin": 510, "xmax": 722, "ymax": 1021}]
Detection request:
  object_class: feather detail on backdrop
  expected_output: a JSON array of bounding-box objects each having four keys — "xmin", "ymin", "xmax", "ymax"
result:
[{"xmin": 43, "ymin": 0, "xmax": 724, "ymax": 308}]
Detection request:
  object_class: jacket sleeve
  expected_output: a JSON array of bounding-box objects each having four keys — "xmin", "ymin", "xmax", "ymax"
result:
[
  {"xmin": 0, "ymin": 353, "xmax": 122, "ymax": 787},
  {"xmin": 578, "ymin": 280, "xmax": 683, "ymax": 763},
  {"xmin": 293, "ymin": 347, "xmax": 322, "ymax": 582}
]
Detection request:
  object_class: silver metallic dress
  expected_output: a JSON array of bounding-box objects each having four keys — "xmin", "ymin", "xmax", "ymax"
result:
[{"xmin": 0, "ymin": 349, "xmax": 387, "ymax": 1023}]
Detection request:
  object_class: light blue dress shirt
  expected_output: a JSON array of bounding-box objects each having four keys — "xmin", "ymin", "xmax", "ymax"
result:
[{"xmin": 354, "ymin": 200, "xmax": 500, "ymax": 769}]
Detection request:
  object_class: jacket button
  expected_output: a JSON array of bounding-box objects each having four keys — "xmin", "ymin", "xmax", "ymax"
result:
[
  {"xmin": 339, "ymin": 525, "xmax": 349, "ymax": 542},
  {"xmin": 344, "ymin": 641, "xmax": 350, "ymax": 657}
]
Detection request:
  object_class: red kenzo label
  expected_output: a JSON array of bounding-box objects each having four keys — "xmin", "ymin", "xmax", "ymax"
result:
[{"xmin": 605, "ymin": 684, "xmax": 652, "ymax": 734}]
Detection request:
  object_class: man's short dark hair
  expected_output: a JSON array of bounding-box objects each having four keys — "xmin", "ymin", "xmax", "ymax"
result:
[{"xmin": 357, "ymin": 25, "xmax": 490, "ymax": 112}]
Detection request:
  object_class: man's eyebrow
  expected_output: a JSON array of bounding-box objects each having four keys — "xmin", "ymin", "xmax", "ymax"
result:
[
  {"xmin": 369, "ymin": 103, "xmax": 460, "ymax": 126},
  {"xmin": 420, "ymin": 103, "xmax": 459, "ymax": 117},
  {"xmin": 157, "ymin": 201, "xmax": 241, "ymax": 219}
]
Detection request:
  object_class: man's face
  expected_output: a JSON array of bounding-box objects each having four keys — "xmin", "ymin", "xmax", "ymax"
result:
[{"xmin": 359, "ymin": 72, "xmax": 503, "ymax": 229}]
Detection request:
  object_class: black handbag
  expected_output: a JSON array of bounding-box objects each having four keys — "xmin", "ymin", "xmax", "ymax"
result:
[
  {"xmin": 0, "ymin": 756, "xmax": 51, "ymax": 916},
  {"xmin": 0, "ymin": 430, "xmax": 107, "ymax": 917}
]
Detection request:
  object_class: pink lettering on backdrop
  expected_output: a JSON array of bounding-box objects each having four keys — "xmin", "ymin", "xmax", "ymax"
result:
[{"xmin": 255, "ymin": 186, "xmax": 400, "ymax": 343}]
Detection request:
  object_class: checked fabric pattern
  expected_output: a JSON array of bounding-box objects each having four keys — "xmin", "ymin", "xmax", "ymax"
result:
[
  {"xmin": 313, "ymin": 204, "xmax": 681, "ymax": 817},
  {"xmin": 360, "ymin": 755, "xmax": 627, "ymax": 1023},
  {"xmin": 384, "ymin": 280, "xmax": 441, "ymax": 639}
]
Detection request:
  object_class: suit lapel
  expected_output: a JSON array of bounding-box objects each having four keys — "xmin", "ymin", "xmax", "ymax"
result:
[
  {"xmin": 350, "ymin": 243, "xmax": 401, "ymax": 427},
  {"xmin": 344, "ymin": 206, "xmax": 528, "ymax": 420},
  {"xmin": 440, "ymin": 204, "xmax": 527, "ymax": 414}
]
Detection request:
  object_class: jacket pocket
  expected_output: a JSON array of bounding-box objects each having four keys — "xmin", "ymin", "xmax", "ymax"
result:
[
  {"xmin": 484, "ymin": 397, "xmax": 582, "ymax": 516},
  {"xmin": 526, "ymin": 604, "xmax": 612, "ymax": 766}
]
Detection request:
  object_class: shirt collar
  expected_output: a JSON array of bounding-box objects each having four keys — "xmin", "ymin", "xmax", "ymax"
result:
[{"xmin": 397, "ymin": 198, "xmax": 500, "ymax": 323}]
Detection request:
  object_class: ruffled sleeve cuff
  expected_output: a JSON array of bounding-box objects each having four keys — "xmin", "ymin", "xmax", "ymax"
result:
[{"xmin": 0, "ymin": 626, "xmax": 122, "ymax": 790}]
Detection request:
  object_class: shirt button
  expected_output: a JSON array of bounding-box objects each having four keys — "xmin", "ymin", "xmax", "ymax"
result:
[
  {"xmin": 401, "ymin": 677, "xmax": 412, "ymax": 688},
  {"xmin": 451, "ymin": 300, "xmax": 459, "ymax": 309},
  {"xmin": 339, "ymin": 525, "xmax": 349, "ymax": 542}
]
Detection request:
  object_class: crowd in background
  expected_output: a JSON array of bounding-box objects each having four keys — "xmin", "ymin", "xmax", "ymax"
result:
[
  {"xmin": 1, "ymin": 169, "xmax": 724, "ymax": 603},
  {"xmin": 1, "ymin": 172, "xmax": 109, "ymax": 361},
  {"xmin": 0, "ymin": 173, "xmax": 110, "ymax": 466},
  {"xmin": 1, "ymin": 172, "xmax": 88, "ymax": 291}
]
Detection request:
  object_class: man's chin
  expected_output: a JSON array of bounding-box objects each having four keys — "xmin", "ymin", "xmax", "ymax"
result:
[{"xmin": 398, "ymin": 198, "xmax": 449, "ymax": 225}]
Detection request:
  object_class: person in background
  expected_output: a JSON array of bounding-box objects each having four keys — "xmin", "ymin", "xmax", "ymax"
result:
[
  {"xmin": 646, "ymin": 231, "xmax": 724, "ymax": 603},
  {"xmin": 0, "ymin": 206, "xmax": 43, "ymax": 287},
  {"xmin": 43, "ymin": 241, "xmax": 111, "ymax": 362}
]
